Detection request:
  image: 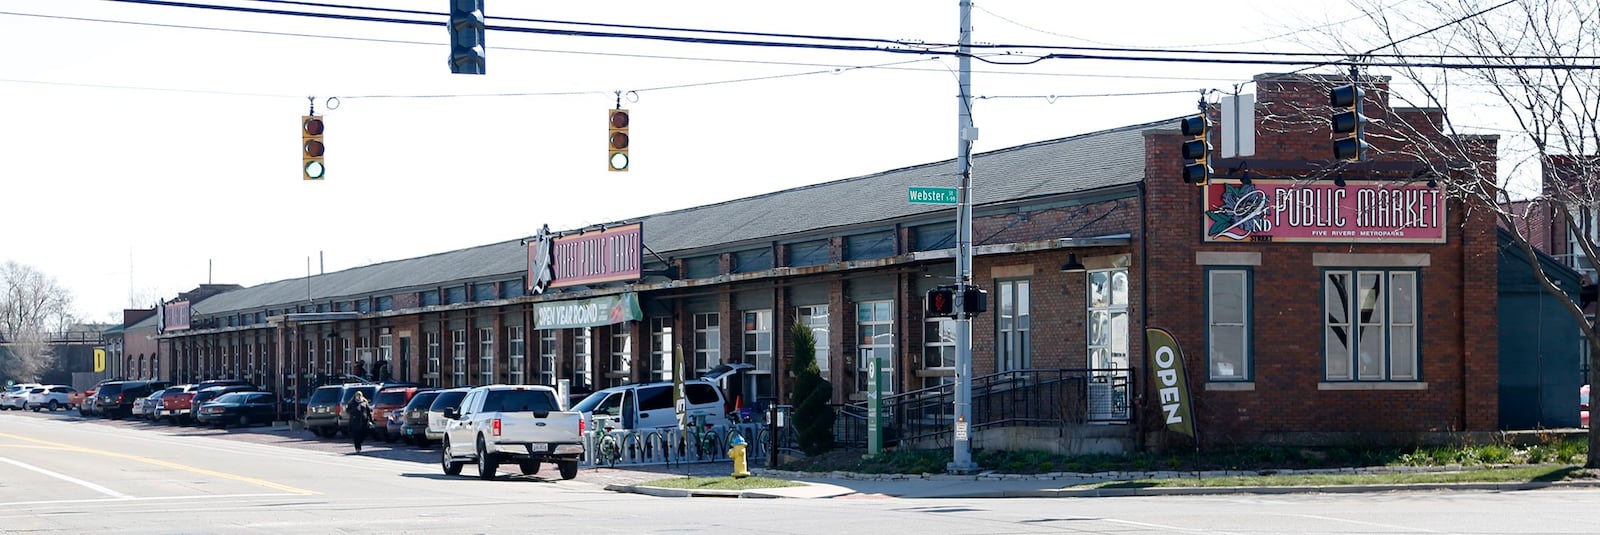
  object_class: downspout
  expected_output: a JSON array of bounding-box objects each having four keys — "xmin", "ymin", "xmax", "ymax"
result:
[{"xmin": 1136, "ymin": 179, "xmax": 1150, "ymax": 453}]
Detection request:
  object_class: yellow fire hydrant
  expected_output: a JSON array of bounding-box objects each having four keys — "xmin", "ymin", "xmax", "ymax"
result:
[{"xmin": 728, "ymin": 433, "xmax": 751, "ymax": 478}]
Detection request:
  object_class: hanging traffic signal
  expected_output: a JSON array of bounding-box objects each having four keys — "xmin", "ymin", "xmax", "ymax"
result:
[
  {"xmin": 301, "ymin": 115, "xmax": 325, "ymax": 181},
  {"xmin": 1330, "ymin": 83, "xmax": 1368, "ymax": 161},
  {"xmin": 448, "ymin": 0, "xmax": 485, "ymax": 75},
  {"xmin": 1180, "ymin": 114, "xmax": 1210, "ymax": 185},
  {"xmin": 608, "ymin": 108, "xmax": 630, "ymax": 172},
  {"xmin": 925, "ymin": 286, "xmax": 956, "ymax": 318}
]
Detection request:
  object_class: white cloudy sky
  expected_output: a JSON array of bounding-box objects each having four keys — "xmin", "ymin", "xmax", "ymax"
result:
[{"xmin": 0, "ymin": 0, "xmax": 1524, "ymax": 322}]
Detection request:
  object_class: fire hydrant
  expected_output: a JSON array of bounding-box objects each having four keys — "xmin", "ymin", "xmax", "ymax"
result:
[{"xmin": 728, "ymin": 433, "xmax": 751, "ymax": 478}]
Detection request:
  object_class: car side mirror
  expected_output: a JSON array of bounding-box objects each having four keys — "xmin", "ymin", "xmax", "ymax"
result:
[{"xmin": 442, "ymin": 407, "xmax": 460, "ymax": 420}]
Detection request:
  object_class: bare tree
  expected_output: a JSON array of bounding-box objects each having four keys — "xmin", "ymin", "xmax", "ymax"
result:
[
  {"xmin": 0, "ymin": 261, "xmax": 75, "ymax": 383},
  {"xmin": 1322, "ymin": 0, "xmax": 1600, "ymax": 467}
]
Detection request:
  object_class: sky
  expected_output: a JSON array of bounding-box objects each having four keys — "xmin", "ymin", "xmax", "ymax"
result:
[{"xmin": 0, "ymin": 0, "xmax": 1520, "ymax": 323}]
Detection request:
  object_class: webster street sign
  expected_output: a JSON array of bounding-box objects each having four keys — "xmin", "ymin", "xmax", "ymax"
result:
[{"xmin": 909, "ymin": 187, "xmax": 958, "ymax": 204}]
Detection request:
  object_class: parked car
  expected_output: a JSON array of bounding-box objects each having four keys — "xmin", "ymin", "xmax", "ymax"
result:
[
  {"xmin": 96, "ymin": 380, "xmax": 173, "ymax": 419},
  {"xmin": 424, "ymin": 387, "xmax": 473, "ymax": 445},
  {"xmin": 133, "ymin": 394, "xmax": 159, "ymax": 420},
  {"xmin": 1582, "ymin": 384, "xmax": 1590, "ymax": 429},
  {"xmin": 572, "ymin": 363, "xmax": 750, "ymax": 432},
  {"xmin": 371, "ymin": 386, "xmax": 432, "ymax": 442},
  {"xmin": 68, "ymin": 389, "xmax": 93, "ymax": 412},
  {"xmin": 1, "ymin": 383, "xmax": 43, "ymax": 410},
  {"xmin": 190, "ymin": 385, "xmax": 259, "ymax": 421},
  {"xmin": 154, "ymin": 385, "xmax": 198, "ymax": 425},
  {"xmin": 301, "ymin": 383, "xmax": 377, "ymax": 438},
  {"xmin": 439, "ymin": 384, "xmax": 584, "ymax": 480},
  {"xmin": 26, "ymin": 385, "xmax": 75, "ymax": 411},
  {"xmin": 195, "ymin": 391, "xmax": 278, "ymax": 428},
  {"xmin": 399, "ymin": 389, "xmax": 444, "ymax": 446}
]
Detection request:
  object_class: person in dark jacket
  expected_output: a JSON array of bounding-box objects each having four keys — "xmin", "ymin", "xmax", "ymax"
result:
[{"xmin": 347, "ymin": 391, "xmax": 373, "ymax": 453}]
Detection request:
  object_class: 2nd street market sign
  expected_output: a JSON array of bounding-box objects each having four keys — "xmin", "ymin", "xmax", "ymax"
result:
[{"xmin": 1202, "ymin": 180, "xmax": 1446, "ymax": 243}]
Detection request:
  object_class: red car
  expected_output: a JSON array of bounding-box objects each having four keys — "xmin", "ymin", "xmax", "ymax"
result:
[{"xmin": 371, "ymin": 386, "xmax": 432, "ymax": 442}]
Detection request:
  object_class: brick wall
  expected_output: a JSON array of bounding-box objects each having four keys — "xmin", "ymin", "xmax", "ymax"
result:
[{"xmin": 1143, "ymin": 73, "xmax": 1500, "ymax": 447}]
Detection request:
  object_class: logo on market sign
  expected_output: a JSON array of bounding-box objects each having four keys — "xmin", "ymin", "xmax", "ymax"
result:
[{"xmin": 1202, "ymin": 180, "xmax": 1445, "ymax": 243}]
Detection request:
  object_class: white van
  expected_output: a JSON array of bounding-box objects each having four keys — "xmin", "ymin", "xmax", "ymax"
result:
[{"xmin": 571, "ymin": 363, "xmax": 750, "ymax": 431}]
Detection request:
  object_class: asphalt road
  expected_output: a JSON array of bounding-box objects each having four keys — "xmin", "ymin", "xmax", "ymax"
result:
[{"xmin": 4, "ymin": 408, "xmax": 1600, "ymax": 534}]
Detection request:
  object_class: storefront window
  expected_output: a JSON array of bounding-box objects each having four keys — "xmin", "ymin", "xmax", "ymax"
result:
[
  {"xmin": 649, "ymin": 317, "xmax": 672, "ymax": 382},
  {"xmin": 1324, "ymin": 270, "xmax": 1418, "ymax": 381},
  {"xmin": 693, "ymin": 312, "xmax": 721, "ymax": 375},
  {"xmin": 997, "ymin": 279, "xmax": 1031, "ymax": 371},
  {"xmin": 857, "ymin": 300, "xmax": 895, "ymax": 397},
  {"xmin": 743, "ymin": 310, "xmax": 773, "ymax": 401},
  {"xmin": 797, "ymin": 305, "xmax": 829, "ymax": 375},
  {"xmin": 1207, "ymin": 269, "xmax": 1251, "ymax": 381},
  {"xmin": 452, "ymin": 329, "xmax": 467, "ymax": 387},
  {"xmin": 478, "ymin": 327, "xmax": 494, "ymax": 386}
]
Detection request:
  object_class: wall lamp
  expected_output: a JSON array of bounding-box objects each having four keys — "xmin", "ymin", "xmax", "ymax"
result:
[{"xmin": 1060, "ymin": 254, "xmax": 1086, "ymax": 273}]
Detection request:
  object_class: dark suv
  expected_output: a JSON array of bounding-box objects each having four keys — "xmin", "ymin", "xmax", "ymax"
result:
[
  {"xmin": 302, "ymin": 383, "xmax": 378, "ymax": 438},
  {"xmin": 96, "ymin": 380, "xmax": 173, "ymax": 419}
]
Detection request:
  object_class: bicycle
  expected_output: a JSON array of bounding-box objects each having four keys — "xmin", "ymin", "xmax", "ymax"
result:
[{"xmin": 589, "ymin": 419, "xmax": 621, "ymax": 467}]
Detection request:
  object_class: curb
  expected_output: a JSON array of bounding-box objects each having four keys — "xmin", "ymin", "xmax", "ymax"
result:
[
  {"xmin": 605, "ymin": 484, "xmax": 781, "ymax": 499},
  {"xmin": 606, "ymin": 477, "xmax": 1600, "ymax": 499}
]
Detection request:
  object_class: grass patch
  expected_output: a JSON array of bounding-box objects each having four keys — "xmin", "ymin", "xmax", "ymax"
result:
[
  {"xmin": 1075, "ymin": 465, "xmax": 1580, "ymax": 489},
  {"xmin": 637, "ymin": 476, "xmax": 803, "ymax": 491}
]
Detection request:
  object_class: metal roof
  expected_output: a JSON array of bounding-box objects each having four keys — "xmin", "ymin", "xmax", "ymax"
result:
[{"xmin": 190, "ymin": 118, "xmax": 1158, "ymax": 316}]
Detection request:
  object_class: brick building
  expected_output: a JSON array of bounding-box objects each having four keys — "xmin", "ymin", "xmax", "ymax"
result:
[{"xmin": 151, "ymin": 72, "xmax": 1502, "ymax": 453}]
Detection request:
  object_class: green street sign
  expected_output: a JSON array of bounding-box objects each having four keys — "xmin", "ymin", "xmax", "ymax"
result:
[{"xmin": 909, "ymin": 187, "xmax": 958, "ymax": 204}]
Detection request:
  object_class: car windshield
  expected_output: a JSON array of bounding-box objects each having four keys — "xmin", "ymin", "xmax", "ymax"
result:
[
  {"xmin": 572, "ymin": 391, "xmax": 612, "ymax": 413},
  {"xmin": 308, "ymin": 388, "xmax": 341, "ymax": 403},
  {"xmin": 405, "ymin": 392, "xmax": 439, "ymax": 410},
  {"xmin": 429, "ymin": 391, "xmax": 467, "ymax": 411},
  {"xmin": 482, "ymin": 389, "xmax": 559, "ymax": 413},
  {"xmin": 212, "ymin": 392, "xmax": 250, "ymax": 404}
]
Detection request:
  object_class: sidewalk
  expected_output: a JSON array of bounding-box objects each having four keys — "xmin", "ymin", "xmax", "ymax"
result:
[{"xmin": 606, "ymin": 464, "xmax": 1600, "ymax": 499}]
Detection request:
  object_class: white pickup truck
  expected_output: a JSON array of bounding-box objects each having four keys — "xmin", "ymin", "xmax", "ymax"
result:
[{"xmin": 439, "ymin": 384, "xmax": 585, "ymax": 480}]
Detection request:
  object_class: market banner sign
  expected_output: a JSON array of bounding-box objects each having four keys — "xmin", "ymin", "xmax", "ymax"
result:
[
  {"xmin": 161, "ymin": 300, "xmax": 191, "ymax": 332},
  {"xmin": 1145, "ymin": 327, "xmax": 1196, "ymax": 438},
  {"xmin": 1202, "ymin": 180, "xmax": 1445, "ymax": 243},
  {"xmin": 532, "ymin": 292, "xmax": 642, "ymax": 330},
  {"xmin": 528, "ymin": 223, "xmax": 643, "ymax": 292}
]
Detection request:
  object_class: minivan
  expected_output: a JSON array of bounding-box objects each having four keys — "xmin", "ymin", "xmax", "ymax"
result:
[{"xmin": 572, "ymin": 363, "xmax": 750, "ymax": 431}]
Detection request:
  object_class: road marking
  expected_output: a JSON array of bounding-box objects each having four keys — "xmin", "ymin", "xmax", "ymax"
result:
[
  {"xmin": 0, "ymin": 432, "xmax": 318, "ymax": 495},
  {"xmin": 0, "ymin": 492, "xmax": 297, "ymax": 508},
  {"xmin": 0, "ymin": 456, "xmax": 131, "ymax": 499}
]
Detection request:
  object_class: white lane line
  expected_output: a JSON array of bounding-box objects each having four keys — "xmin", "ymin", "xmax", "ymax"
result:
[
  {"xmin": 0, "ymin": 455, "xmax": 131, "ymax": 499},
  {"xmin": 0, "ymin": 492, "xmax": 298, "ymax": 508}
]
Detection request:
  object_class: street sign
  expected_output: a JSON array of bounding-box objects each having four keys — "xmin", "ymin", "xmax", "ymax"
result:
[{"xmin": 909, "ymin": 187, "xmax": 958, "ymax": 204}]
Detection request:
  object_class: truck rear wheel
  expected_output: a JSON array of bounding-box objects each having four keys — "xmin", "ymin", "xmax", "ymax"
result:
[
  {"xmin": 558, "ymin": 460, "xmax": 578, "ymax": 480},
  {"xmin": 476, "ymin": 436, "xmax": 499, "ymax": 480}
]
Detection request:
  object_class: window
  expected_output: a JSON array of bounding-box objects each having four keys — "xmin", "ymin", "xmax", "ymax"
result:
[
  {"xmin": 743, "ymin": 310, "xmax": 773, "ymax": 401},
  {"xmin": 572, "ymin": 327, "xmax": 592, "ymax": 389},
  {"xmin": 304, "ymin": 340, "xmax": 315, "ymax": 376},
  {"xmin": 1207, "ymin": 269, "xmax": 1251, "ymax": 381},
  {"xmin": 693, "ymin": 312, "xmax": 721, "ymax": 375},
  {"xmin": 922, "ymin": 315, "xmax": 955, "ymax": 390},
  {"xmin": 796, "ymin": 305, "xmax": 829, "ymax": 375},
  {"xmin": 856, "ymin": 300, "xmax": 894, "ymax": 396},
  {"xmin": 378, "ymin": 333, "xmax": 393, "ymax": 380},
  {"xmin": 733, "ymin": 249, "xmax": 773, "ymax": 273},
  {"xmin": 913, "ymin": 222, "xmax": 956, "ymax": 252},
  {"xmin": 452, "ymin": 329, "xmax": 468, "ymax": 387},
  {"xmin": 508, "ymin": 326, "xmax": 526, "ymax": 385},
  {"xmin": 1568, "ymin": 206, "xmax": 1598, "ymax": 280},
  {"xmin": 1087, "ymin": 268, "xmax": 1131, "ymax": 421},
  {"xmin": 324, "ymin": 338, "xmax": 335, "ymax": 375},
  {"xmin": 341, "ymin": 338, "xmax": 352, "ymax": 376},
  {"xmin": 650, "ymin": 317, "xmax": 673, "ymax": 382},
  {"xmin": 539, "ymin": 329, "xmax": 557, "ymax": 386},
  {"xmin": 609, "ymin": 330, "xmax": 631, "ymax": 387},
  {"xmin": 789, "ymin": 240, "xmax": 830, "ymax": 267},
  {"xmin": 426, "ymin": 331, "xmax": 441, "ymax": 387},
  {"xmin": 1324, "ymin": 270, "xmax": 1418, "ymax": 381},
  {"xmin": 996, "ymin": 279, "xmax": 1031, "ymax": 371},
  {"xmin": 845, "ymin": 231, "xmax": 895, "ymax": 261},
  {"xmin": 478, "ymin": 327, "xmax": 494, "ymax": 386}
]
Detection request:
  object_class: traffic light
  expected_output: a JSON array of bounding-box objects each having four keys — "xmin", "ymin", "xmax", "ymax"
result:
[
  {"xmin": 448, "ymin": 0, "xmax": 485, "ymax": 75},
  {"xmin": 925, "ymin": 286, "xmax": 956, "ymax": 318},
  {"xmin": 1180, "ymin": 114, "xmax": 1210, "ymax": 185},
  {"xmin": 301, "ymin": 115, "xmax": 325, "ymax": 181},
  {"xmin": 1330, "ymin": 83, "xmax": 1368, "ymax": 161},
  {"xmin": 961, "ymin": 286, "xmax": 988, "ymax": 316},
  {"xmin": 608, "ymin": 108, "xmax": 630, "ymax": 172}
]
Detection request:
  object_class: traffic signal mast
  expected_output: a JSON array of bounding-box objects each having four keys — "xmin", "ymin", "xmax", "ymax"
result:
[{"xmin": 1180, "ymin": 114, "xmax": 1211, "ymax": 186}]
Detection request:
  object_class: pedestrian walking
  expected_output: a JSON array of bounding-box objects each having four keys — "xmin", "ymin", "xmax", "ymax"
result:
[{"xmin": 347, "ymin": 391, "xmax": 373, "ymax": 453}]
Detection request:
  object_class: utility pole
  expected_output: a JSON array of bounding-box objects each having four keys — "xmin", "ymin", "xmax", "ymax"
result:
[{"xmin": 948, "ymin": 0, "xmax": 978, "ymax": 475}]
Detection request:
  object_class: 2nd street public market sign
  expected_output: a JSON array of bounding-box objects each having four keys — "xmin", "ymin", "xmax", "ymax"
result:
[{"xmin": 1202, "ymin": 180, "xmax": 1446, "ymax": 243}]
